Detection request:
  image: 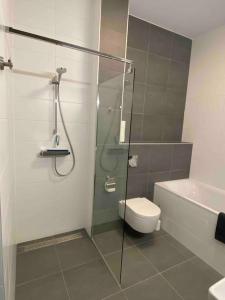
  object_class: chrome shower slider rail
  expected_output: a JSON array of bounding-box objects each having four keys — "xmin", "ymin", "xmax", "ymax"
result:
[{"xmin": 5, "ymin": 26, "xmax": 133, "ymax": 65}]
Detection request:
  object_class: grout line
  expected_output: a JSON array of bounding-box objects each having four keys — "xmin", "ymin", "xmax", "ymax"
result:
[
  {"xmin": 16, "ymin": 270, "xmax": 62, "ymax": 287},
  {"xmin": 160, "ymin": 256, "xmax": 196, "ymax": 275},
  {"xmin": 134, "ymin": 244, "xmax": 159, "ymax": 274},
  {"xmin": 135, "ymin": 235, "xmax": 196, "ymax": 275},
  {"xmin": 53, "ymin": 246, "xmax": 71, "ymax": 300},
  {"xmin": 103, "ymin": 232, "xmax": 168, "ymax": 257},
  {"xmin": 159, "ymin": 273, "xmax": 184, "ymax": 300},
  {"xmin": 101, "ymin": 290, "xmax": 128, "ymax": 300},
  {"xmin": 122, "ymin": 273, "xmax": 160, "ymax": 292},
  {"xmin": 118, "ymin": 256, "xmax": 195, "ymax": 295},
  {"xmin": 91, "ymin": 238, "xmax": 122, "ymax": 290}
]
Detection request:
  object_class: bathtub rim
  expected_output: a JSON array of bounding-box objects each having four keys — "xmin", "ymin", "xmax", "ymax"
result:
[{"xmin": 155, "ymin": 178, "xmax": 224, "ymax": 216}]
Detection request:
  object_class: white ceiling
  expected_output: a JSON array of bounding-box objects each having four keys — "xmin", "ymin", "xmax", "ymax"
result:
[{"xmin": 129, "ymin": 0, "xmax": 225, "ymax": 38}]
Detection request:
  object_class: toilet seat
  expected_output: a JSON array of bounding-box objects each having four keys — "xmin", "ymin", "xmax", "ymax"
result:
[{"xmin": 119, "ymin": 197, "xmax": 161, "ymax": 233}]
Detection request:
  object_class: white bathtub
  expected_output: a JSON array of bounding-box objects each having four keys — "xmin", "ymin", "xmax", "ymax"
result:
[{"xmin": 154, "ymin": 179, "xmax": 225, "ymax": 276}]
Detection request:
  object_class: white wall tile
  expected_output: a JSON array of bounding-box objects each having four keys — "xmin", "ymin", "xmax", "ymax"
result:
[
  {"xmin": 12, "ymin": 0, "xmax": 55, "ymax": 36},
  {"xmin": 11, "ymin": 0, "xmax": 101, "ymax": 243}
]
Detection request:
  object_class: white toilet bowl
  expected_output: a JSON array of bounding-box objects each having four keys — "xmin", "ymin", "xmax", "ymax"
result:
[{"xmin": 119, "ymin": 197, "xmax": 161, "ymax": 233}]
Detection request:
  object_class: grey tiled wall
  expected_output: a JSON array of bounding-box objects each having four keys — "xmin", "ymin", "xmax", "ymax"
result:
[
  {"xmin": 127, "ymin": 143, "xmax": 193, "ymax": 199},
  {"xmin": 127, "ymin": 16, "xmax": 192, "ymax": 142}
]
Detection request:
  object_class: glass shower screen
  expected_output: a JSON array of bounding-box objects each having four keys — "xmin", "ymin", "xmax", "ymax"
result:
[{"xmin": 92, "ymin": 58, "xmax": 134, "ymax": 283}]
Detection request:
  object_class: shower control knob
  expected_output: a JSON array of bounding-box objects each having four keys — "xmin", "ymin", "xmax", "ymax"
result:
[{"xmin": 0, "ymin": 56, "xmax": 13, "ymax": 70}]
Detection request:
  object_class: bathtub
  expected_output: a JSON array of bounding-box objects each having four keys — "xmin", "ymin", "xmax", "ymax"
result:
[{"xmin": 154, "ymin": 179, "xmax": 225, "ymax": 276}]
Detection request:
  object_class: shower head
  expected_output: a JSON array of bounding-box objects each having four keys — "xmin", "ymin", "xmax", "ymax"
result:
[
  {"xmin": 56, "ymin": 67, "xmax": 67, "ymax": 75},
  {"xmin": 52, "ymin": 67, "xmax": 67, "ymax": 84}
]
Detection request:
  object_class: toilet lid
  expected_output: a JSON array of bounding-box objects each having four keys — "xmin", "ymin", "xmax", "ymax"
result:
[{"xmin": 125, "ymin": 198, "xmax": 160, "ymax": 217}]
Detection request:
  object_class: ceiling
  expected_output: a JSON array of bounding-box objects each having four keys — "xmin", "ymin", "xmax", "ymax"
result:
[{"xmin": 129, "ymin": 0, "xmax": 225, "ymax": 38}]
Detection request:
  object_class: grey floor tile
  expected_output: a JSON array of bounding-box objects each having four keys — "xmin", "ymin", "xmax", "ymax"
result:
[
  {"xmin": 163, "ymin": 235, "xmax": 195, "ymax": 259},
  {"xmin": 16, "ymin": 273, "xmax": 68, "ymax": 300},
  {"xmin": 103, "ymin": 292, "xmax": 127, "ymax": 300},
  {"xmin": 16, "ymin": 246, "xmax": 60, "ymax": 285},
  {"xmin": 94, "ymin": 228, "xmax": 133, "ymax": 255},
  {"xmin": 55, "ymin": 237, "xmax": 100, "ymax": 270},
  {"xmin": 63, "ymin": 258, "xmax": 119, "ymax": 300},
  {"xmin": 124, "ymin": 225, "xmax": 167, "ymax": 245},
  {"xmin": 163, "ymin": 257, "xmax": 222, "ymax": 300},
  {"xmin": 137, "ymin": 236, "xmax": 188, "ymax": 272},
  {"xmin": 124, "ymin": 275, "xmax": 181, "ymax": 300},
  {"xmin": 106, "ymin": 247, "xmax": 157, "ymax": 288}
]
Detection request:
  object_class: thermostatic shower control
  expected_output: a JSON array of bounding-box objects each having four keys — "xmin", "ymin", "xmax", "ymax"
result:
[{"xmin": 0, "ymin": 56, "xmax": 13, "ymax": 70}]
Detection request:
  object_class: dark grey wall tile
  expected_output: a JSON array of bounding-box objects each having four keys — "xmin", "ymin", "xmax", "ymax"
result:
[
  {"xmin": 161, "ymin": 115, "xmax": 183, "ymax": 142},
  {"xmin": 147, "ymin": 54, "xmax": 170, "ymax": 86},
  {"xmin": 128, "ymin": 16, "xmax": 149, "ymax": 51},
  {"xmin": 132, "ymin": 83, "xmax": 146, "ymax": 114},
  {"xmin": 165, "ymin": 88, "xmax": 186, "ymax": 115},
  {"xmin": 142, "ymin": 115, "xmax": 162, "ymax": 142},
  {"xmin": 127, "ymin": 173, "xmax": 147, "ymax": 199},
  {"xmin": 144, "ymin": 85, "xmax": 166, "ymax": 115},
  {"xmin": 130, "ymin": 114, "xmax": 143, "ymax": 142},
  {"xmin": 147, "ymin": 171, "xmax": 171, "ymax": 199},
  {"xmin": 172, "ymin": 144, "xmax": 193, "ymax": 170},
  {"xmin": 95, "ymin": 145, "xmax": 129, "ymax": 178},
  {"xmin": 170, "ymin": 169, "xmax": 190, "ymax": 180},
  {"xmin": 127, "ymin": 47, "xmax": 147, "ymax": 83},
  {"xmin": 172, "ymin": 33, "xmax": 192, "ymax": 64},
  {"xmin": 148, "ymin": 145, "xmax": 173, "ymax": 172},
  {"xmin": 148, "ymin": 24, "xmax": 173, "ymax": 58},
  {"xmin": 167, "ymin": 61, "xmax": 189, "ymax": 91},
  {"xmin": 127, "ymin": 17, "xmax": 191, "ymax": 143}
]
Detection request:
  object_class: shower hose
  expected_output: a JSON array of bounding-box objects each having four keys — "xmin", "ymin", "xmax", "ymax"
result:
[{"xmin": 54, "ymin": 84, "xmax": 75, "ymax": 176}]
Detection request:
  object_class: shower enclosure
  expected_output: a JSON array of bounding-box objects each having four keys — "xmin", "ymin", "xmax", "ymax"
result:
[{"xmin": 1, "ymin": 23, "xmax": 135, "ymax": 298}]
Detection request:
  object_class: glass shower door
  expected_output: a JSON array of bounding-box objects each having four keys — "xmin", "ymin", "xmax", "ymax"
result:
[{"xmin": 92, "ymin": 60, "xmax": 134, "ymax": 282}]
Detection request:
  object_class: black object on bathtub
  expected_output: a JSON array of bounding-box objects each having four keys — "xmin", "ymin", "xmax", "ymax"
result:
[{"xmin": 215, "ymin": 212, "xmax": 225, "ymax": 244}]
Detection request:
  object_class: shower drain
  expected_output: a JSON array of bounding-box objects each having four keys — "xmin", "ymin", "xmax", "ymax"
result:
[{"xmin": 17, "ymin": 230, "xmax": 85, "ymax": 254}]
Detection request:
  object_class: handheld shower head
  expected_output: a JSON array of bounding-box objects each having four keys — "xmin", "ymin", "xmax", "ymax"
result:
[
  {"xmin": 56, "ymin": 67, "xmax": 67, "ymax": 75},
  {"xmin": 54, "ymin": 67, "xmax": 67, "ymax": 84}
]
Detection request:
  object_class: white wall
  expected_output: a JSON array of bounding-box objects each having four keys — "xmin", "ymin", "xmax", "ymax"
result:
[
  {"xmin": 0, "ymin": 0, "xmax": 16, "ymax": 299},
  {"xmin": 183, "ymin": 25, "xmax": 225, "ymax": 190},
  {"xmin": 11, "ymin": 0, "xmax": 101, "ymax": 243}
]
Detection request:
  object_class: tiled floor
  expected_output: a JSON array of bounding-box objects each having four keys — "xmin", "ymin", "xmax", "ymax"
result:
[{"xmin": 16, "ymin": 228, "xmax": 222, "ymax": 300}]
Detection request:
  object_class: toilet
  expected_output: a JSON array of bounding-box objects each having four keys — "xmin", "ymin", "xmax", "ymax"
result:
[{"xmin": 119, "ymin": 197, "xmax": 161, "ymax": 233}]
